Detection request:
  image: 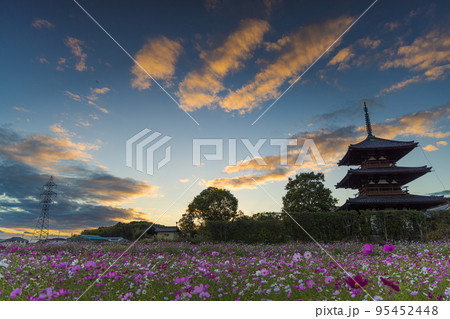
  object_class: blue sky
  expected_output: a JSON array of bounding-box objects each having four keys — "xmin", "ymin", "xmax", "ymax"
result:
[{"xmin": 0, "ymin": 0, "xmax": 449, "ymax": 238}]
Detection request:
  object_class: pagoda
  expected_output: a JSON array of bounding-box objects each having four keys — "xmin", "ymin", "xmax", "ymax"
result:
[{"xmin": 337, "ymin": 103, "xmax": 447, "ymax": 210}]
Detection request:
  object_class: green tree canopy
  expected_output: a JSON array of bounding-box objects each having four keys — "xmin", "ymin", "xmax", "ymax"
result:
[
  {"xmin": 282, "ymin": 172, "xmax": 337, "ymax": 213},
  {"xmin": 186, "ymin": 187, "xmax": 238, "ymax": 223}
]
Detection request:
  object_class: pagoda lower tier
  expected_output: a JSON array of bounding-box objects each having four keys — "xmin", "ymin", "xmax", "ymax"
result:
[{"xmin": 341, "ymin": 194, "xmax": 448, "ymax": 210}]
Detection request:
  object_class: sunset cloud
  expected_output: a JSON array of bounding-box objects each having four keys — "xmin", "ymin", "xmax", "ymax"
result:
[
  {"xmin": 131, "ymin": 36, "xmax": 182, "ymax": 90},
  {"xmin": 177, "ymin": 19, "xmax": 269, "ymax": 112},
  {"xmin": 64, "ymin": 36, "xmax": 88, "ymax": 72},
  {"xmin": 423, "ymin": 144, "xmax": 438, "ymax": 152},
  {"xmin": 0, "ymin": 126, "xmax": 98, "ymax": 172},
  {"xmin": 379, "ymin": 28, "xmax": 450, "ymax": 94},
  {"xmin": 219, "ymin": 16, "xmax": 352, "ymax": 113},
  {"xmin": 64, "ymin": 90, "xmax": 81, "ymax": 101},
  {"xmin": 31, "ymin": 18, "xmax": 54, "ymax": 30}
]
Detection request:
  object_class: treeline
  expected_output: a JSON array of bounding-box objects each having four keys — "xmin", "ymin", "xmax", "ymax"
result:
[
  {"xmin": 197, "ymin": 210, "xmax": 449, "ymax": 243},
  {"xmin": 81, "ymin": 221, "xmax": 162, "ymax": 241}
]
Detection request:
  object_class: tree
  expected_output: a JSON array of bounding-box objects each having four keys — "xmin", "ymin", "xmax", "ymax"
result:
[
  {"xmin": 282, "ymin": 172, "xmax": 337, "ymax": 213},
  {"xmin": 186, "ymin": 187, "xmax": 238, "ymax": 224}
]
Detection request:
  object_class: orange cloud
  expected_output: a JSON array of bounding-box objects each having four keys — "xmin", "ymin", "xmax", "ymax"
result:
[
  {"xmin": 32, "ymin": 18, "xmax": 54, "ymax": 30},
  {"xmin": 0, "ymin": 132, "xmax": 98, "ymax": 172},
  {"xmin": 177, "ymin": 19, "xmax": 269, "ymax": 112},
  {"xmin": 131, "ymin": 36, "xmax": 182, "ymax": 90},
  {"xmin": 64, "ymin": 36, "xmax": 88, "ymax": 72},
  {"xmin": 437, "ymin": 141, "xmax": 448, "ymax": 146},
  {"xmin": 423, "ymin": 144, "xmax": 438, "ymax": 152},
  {"xmin": 64, "ymin": 90, "xmax": 81, "ymax": 101},
  {"xmin": 379, "ymin": 29, "xmax": 450, "ymax": 94},
  {"xmin": 219, "ymin": 16, "xmax": 352, "ymax": 113}
]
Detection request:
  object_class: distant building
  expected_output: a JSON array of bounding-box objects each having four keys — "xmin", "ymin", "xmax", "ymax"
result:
[
  {"xmin": 46, "ymin": 238, "xmax": 67, "ymax": 243},
  {"xmin": 154, "ymin": 226, "xmax": 180, "ymax": 241},
  {"xmin": 2, "ymin": 237, "xmax": 29, "ymax": 244}
]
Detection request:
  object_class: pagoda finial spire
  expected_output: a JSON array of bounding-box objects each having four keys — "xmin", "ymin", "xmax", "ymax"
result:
[{"xmin": 364, "ymin": 101, "xmax": 373, "ymax": 136}]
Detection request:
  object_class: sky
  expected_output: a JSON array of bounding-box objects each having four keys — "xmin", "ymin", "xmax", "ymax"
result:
[{"xmin": 0, "ymin": 0, "xmax": 449, "ymax": 239}]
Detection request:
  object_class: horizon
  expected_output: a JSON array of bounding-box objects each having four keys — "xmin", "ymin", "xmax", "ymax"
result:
[{"xmin": 1, "ymin": 0, "xmax": 450, "ymax": 239}]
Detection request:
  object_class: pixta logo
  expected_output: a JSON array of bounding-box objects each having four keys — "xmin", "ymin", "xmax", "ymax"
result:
[{"xmin": 126, "ymin": 129, "xmax": 172, "ymax": 175}]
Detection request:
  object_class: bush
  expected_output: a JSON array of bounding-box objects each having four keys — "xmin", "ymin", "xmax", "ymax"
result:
[{"xmin": 196, "ymin": 209, "xmax": 449, "ymax": 243}]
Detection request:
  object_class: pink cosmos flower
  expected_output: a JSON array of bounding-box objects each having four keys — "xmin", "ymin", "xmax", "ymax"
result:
[
  {"xmin": 383, "ymin": 244, "xmax": 395, "ymax": 252},
  {"xmin": 199, "ymin": 291, "xmax": 210, "ymax": 299},
  {"xmin": 84, "ymin": 261, "xmax": 96, "ymax": 270},
  {"xmin": 411, "ymin": 291, "xmax": 418, "ymax": 296},
  {"xmin": 307, "ymin": 280, "xmax": 315, "ymax": 288},
  {"xmin": 292, "ymin": 253, "xmax": 302, "ymax": 262},
  {"xmin": 303, "ymin": 251, "xmax": 312, "ymax": 260},
  {"xmin": 345, "ymin": 275, "xmax": 368, "ymax": 289},
  {"xmin": 325, "ymin": 276, "xmax": 334, "ymax": 285},
  {"xmin": 361, "ymin": 244, "xmax": 373, "ymax": 255},
  {"xmin": 192, "ymin": 284, "xmax": 208, "ymax": 294},
  {"xmin": 173, "ymin": 276, "xmax": 188, "ymax": 284},
  {"xmin": 380, "ymin": 277, "xmax": 400, "ymax": 291},
  {"xmin": 211, "ymin": 251, "xmax": 219, "ymax": 257},
  {"xmin": 10, "ymin": 288, "xmax": 22, "ymax": 299},
  {"xmin": 261, "ymin": 268, "xmax": 270, "ymax": 277}
]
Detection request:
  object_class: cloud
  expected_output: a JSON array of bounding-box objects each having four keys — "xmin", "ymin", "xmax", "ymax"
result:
[
  {"xmin": 12, "ymin": 106, "xmax": 30, "ymax": 113},
  {"xmin": 49, "ymin": 123, "xmax": 75, "ymax": 139},
  {"xmin": 87, "ymin": 87, "xmax": 110, "ymax": 101},
  {"xmin": 377, "ymin": 76, "xmax": 421, "ymax": 96},
  {"xmin": 31, "ymin": 18, "xmax": 54, "ymax": 30},
  {"xmin": 0, "ymin": 127, "xmax": 158, "ymax": 231},
  {"xmin": 64, "ymin": 37, "xmax": 88, "ymax": 72},
  {"xmin": 423, "ymin": 144, "xmax": 438, "ymax": 152},
  {"xmin": 88, "ymin": 100, "xmax": 109, "ymax": 114},
  {"xmin": 0, "ymin": 126, "xmax": 98, "ymax": 172},
  {"xmin": 219, "ymin": 16, "xmax": 352, "ymax": 113},
  {"xmin": 437, "ymin": 141, "xmax": 448, "ymax": 146},
  {"xmin": 131, "ymin": 36, "xmax": 182, "ymax": 91},
  {"xmin": 179, "ymin": 179, "xmax": 189, "ymax": 183},
  {"xmin": 327, "ymin": 36, "xmax": 380, "ymax": 71},
  {"xmin": 38, "ymin": 57, "xmax": 49, "ymax": 64},
  {"xmin": 327, "ymin": 47, "xmax": 354, "ymax": 70},
  {"xmin": 64, "ymin": 90, "xmax": 81, "ymax": 101},
  {"xmin": 379, "ymin": 28, "xmax": 450, "ymax": 94},
  {"xmin": 429, "ymin": 190, "xmax": 450, "ymax": 196},
  {"xmin": 177, "ymin": 19, "xmax": 269, "ymax": 112},
  {"xmin": 56, "ymin": 57, "xmax": 68, "ymax": 71},
  {"xmin": 204, "ymin": 168, "xmax": 295, "ymax": 190},
  {"xmin": 204, "ymin": 104, "xmax": 450, "ymax": 189}
]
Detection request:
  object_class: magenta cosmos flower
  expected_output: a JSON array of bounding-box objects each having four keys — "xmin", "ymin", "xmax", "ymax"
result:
[
  {"xmin": 383, "ymin": 244, "xmax": 395, "ymax": 252},
  {"xmin": 361, "ymin": 244, "xmax": 373, "ymax": 254},
  {"xmin": 345, "ymin": 275, "xmax": 368, "ymax": 289},
  {"xmin": 380, "ymin": 277, "xmax": 400, "ymax": 291}
]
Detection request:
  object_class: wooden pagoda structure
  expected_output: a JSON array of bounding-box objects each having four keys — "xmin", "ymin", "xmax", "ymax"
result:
[{"xmin": 337, "ymin": 103, "xmax": 447, "ymax": 210}]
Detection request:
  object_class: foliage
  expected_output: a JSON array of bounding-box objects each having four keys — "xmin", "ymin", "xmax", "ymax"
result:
[
  {"xmin": 186, "ymin": 187, "xmax": 239, "ymax": 224},
  {"xmin": 282, "ymin": 172, "xmax": 337, "ymax": 213},
  {"xmin": 198, "ymin": 209, "xmax": 449, "ymax": 244},
  {"xmin": 81, "ymin": 221, "xmax": 162, "ymax": 241}
]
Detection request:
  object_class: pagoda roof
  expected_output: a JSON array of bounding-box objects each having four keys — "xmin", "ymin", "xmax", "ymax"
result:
[
  {"xmin": 336, "ymin": 166, "xmax": 431, "ymax": 189},
  {"xmin": 341, "ymin": 194, "xmax": 447, "ymax": 210},
  {"xmin": 338, "ymin": 135, "xmax": 418, "ymax": 166}
]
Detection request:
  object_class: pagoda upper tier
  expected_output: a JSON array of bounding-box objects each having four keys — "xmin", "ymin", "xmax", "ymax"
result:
[{"xmin": 338, "ymin": 136, "xmax": 418, "ymax": 166}]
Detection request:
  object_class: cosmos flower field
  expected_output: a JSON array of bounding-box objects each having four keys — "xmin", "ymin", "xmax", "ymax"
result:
[{"xmin": 0, "ymin": 241, "xmax": 449, "ymax": 301}]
